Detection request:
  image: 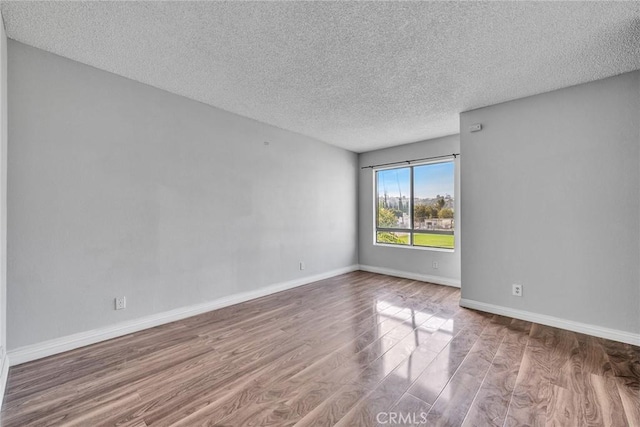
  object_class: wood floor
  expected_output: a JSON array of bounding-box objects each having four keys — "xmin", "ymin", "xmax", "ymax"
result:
[{"xmin": 2, "ymin": 271, "xmax": 639, "ymax": 426}]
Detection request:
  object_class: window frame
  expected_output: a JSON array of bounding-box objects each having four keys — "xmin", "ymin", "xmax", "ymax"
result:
[{"xmin": 373, "ymin": 159, "xmax": 455, "ymax": 252}]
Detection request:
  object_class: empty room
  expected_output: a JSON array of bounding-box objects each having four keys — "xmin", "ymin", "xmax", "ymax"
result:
[{"xmin": 0, "ymin": 1, "xmax": 638, "ymax": 426}]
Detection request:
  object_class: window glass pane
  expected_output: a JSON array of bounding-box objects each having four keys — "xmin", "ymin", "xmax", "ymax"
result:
[
  {"xmin": 413, "ymin": 162, "xmax": 454, "ymax": 237},
  {"xmin": 376, "ymin": 167, "xmax": 411, "ymax": 229},
  {"xmin": 413, "ymin": 232, "xmax": 454, "ymax": 249},
  {"xmin": 376, "ymin": 231, "xmax": 410, "ymax": 245}
]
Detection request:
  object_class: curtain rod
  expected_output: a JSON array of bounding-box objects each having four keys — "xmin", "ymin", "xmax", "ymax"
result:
[{"xmin": 360, "ymin": 153, "xmax": 460, "ymax": 170}]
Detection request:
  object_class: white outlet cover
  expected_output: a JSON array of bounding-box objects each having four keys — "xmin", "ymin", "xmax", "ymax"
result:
[{"xmin": 512, "ymin": 284, "xmax": 523, "ymax": 297}]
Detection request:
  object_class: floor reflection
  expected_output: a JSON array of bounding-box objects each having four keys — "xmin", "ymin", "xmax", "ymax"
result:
[{"xmin": 361, "ymin": 298, "xmax": 458, "ymax": 401}]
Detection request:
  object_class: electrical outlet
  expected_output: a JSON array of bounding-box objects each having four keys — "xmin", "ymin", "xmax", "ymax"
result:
[
  {"xmin": 432, "ymin": 261, "xmax": 439, "ymax": 269},
  {"xmin": 115, "ymin": 296, "xmax": 126, "ymax": 310},
  {"xmin": 512, "ymin": 284, "xmax": 523, "ymax": 297},
  {"xmin": 299, "ymin": 261, "xmax": 305, "ymax": 271}
]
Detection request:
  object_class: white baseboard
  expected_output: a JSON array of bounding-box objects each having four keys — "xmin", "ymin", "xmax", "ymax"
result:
[
  {"xmin": 8, "ymin": 265, "xmax": 359, "ymax": 366},
  {"xmin": 358, "ymin": 265, "xmax": 460, "ymax": 288},
  {"xmin": 460, "ymin": 298, "xmax": 640, "ymax": 346},
  {"xmin": 0, "ymin": 349, "xmax": 8, "ymax": 409}
]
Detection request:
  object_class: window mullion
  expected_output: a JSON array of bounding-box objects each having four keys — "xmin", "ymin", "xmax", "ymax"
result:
[
  {"xmin": 375, "ymin": 171, "xmax": 379, "ymax": 235},
  {"xmin": 410, "ymin": 166, "xmax": 414, "ymax": 246}
]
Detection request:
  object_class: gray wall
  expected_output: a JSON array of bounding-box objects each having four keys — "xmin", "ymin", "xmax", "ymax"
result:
[
  {"xmin": 7, "ymin": 41, "xmax": 358, "ymax": 350},
  {"xmin": 461, "ymin": 71, "xmax": 640, "ymax": 335},
  {"xmin": 0, "ymin": 19, "xmax": 7, "ymax": 359},
  {"xmin": 358, "ymin": 135, "xmax": 461, "ymax": 285}
]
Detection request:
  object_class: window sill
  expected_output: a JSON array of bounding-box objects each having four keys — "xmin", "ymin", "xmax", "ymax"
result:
[{"xmin": 373, "ymin": 243, "xmax": 455, "ymax": 253}]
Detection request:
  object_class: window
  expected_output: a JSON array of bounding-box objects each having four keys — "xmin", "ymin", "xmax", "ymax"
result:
[{"xmin": 375, "ymin": 161, "xmax": 455, "ymax": 249}]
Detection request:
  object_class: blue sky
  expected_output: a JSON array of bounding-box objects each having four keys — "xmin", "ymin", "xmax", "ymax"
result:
[{"xmin": 377, "ymin": 162, "xmax": 454, "ymax": 199}]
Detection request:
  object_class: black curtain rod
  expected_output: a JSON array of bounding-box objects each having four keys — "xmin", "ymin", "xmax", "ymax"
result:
[{"xmin": 360, "ymin": 153, "xmax": 460, "ymax": 170}]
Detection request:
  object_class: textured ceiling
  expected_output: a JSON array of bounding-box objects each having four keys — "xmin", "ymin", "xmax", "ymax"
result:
[{"xmin": 1, "ymin": 1, "xmax": 639, "ymax": 152}]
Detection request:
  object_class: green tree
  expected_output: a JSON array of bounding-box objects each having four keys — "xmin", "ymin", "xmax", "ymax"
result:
[
  {"xmin": 426, "ymin": 205, "xmax": 439, "ymax": 218},
  {"xmin": 414, "ymin": 205, "xmax": 429, "ymax": 223},
  {"xmin": 438, "ymin": 208, "xmax": 454, "ymax": 219},
  {"xmin": 377, "ymin": 206, "xmax": 403, "ymax": 244},
  {"xmin": 377, "ymin": 207, "xmax": 398, "ymax": 227},
  {"xmin": 377, "ymin": 232, "xmax": 403, "ymax": 244}
]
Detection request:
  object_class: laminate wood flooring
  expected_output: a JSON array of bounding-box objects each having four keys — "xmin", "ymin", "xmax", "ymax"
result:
[{"xmin": 2, "ymin": 271, "xmax": 639, "ymax": 426}]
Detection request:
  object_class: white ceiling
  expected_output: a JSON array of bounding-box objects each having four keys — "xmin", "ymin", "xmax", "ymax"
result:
[{"xmin": 1, "ymin": 1, "xmax": 639, "ymax": 153}]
